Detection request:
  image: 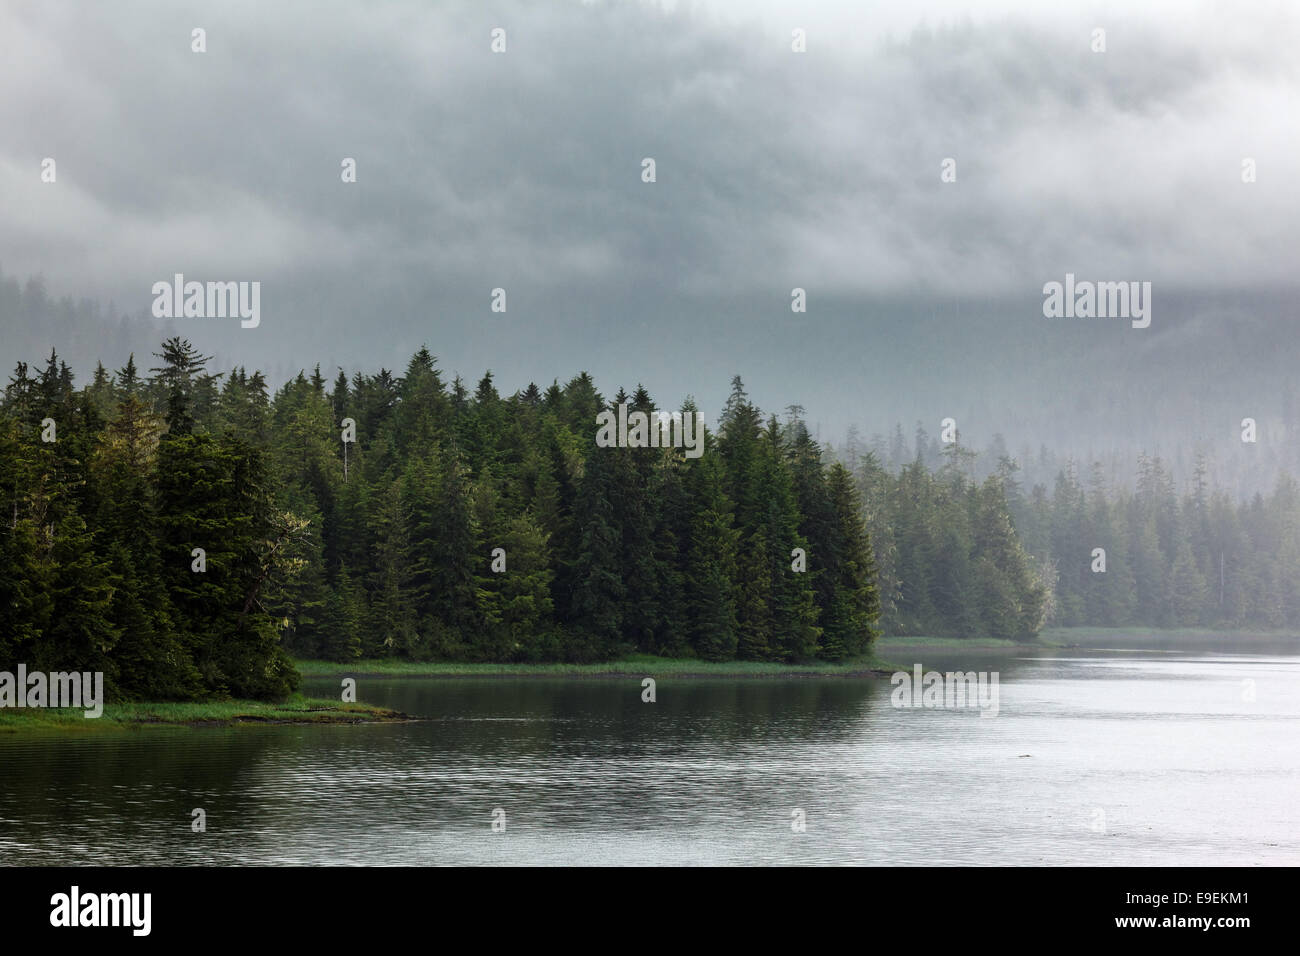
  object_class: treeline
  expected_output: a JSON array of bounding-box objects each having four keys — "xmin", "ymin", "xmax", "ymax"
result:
[
  {"xmin": 1007, "ymin": 454, "xmax": 1300, "ymax": 629},
  {"xmin": 1, "ymin": 341, "xmax": 884, "ymax": 700}
]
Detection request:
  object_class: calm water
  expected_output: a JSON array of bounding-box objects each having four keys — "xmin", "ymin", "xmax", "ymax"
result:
[{"xmin": 2, "ymin": 645, "xmax": 1298, "ymax": 865}]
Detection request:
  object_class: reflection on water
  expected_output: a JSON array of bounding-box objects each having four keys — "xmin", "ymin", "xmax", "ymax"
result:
[{"xmin": 1, "ymin": 648, "xmax": 1297, "ymax": 865}]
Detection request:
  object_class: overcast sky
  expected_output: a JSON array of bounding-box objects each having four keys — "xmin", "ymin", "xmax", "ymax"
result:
[{"xmin": 1, "ymin": 0, "xmax": 1297, "ymax": 445}]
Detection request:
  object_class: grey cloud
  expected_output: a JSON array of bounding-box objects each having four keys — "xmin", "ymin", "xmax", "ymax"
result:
[{"xmin": 0, "ymin": 0, "xmax": 1296, "ymax": 445}]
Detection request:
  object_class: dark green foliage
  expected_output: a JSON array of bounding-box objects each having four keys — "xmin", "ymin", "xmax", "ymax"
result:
[
  {"xmin": 820, "ymin": 462, "xmax": 881, "ymax": 659},
  {"xmin": 570, "ymin": 426, "xmax": 626, "ymax": 657},
  {"xmin": 4, "ymin": 344, "xmax": 896, "ymax": 701},
  {"xmin": 682, "ymin": 450, "xmax": 739, "ymax": 661}
]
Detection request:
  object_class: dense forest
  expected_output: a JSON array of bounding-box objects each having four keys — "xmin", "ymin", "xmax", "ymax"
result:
[
  {"xmin": 7, "ymin": 334, "xmax": 1282, "ymax": 705},
  {"xmin": 1, "ymin": 339, "xmax": 897, "ymax": 701}
]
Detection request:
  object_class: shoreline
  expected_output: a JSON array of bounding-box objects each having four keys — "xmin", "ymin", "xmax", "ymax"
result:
[
  {"xmin": 294, "ymin": 652, "xmax": 900, "ymax": 680},
  {"xmin": 293, "ymin": 627, "xmax": 1300, "ymax": 679},
  {"xmin": 0, "ymin": 696, "xmax": 411, "ymax": 734}
]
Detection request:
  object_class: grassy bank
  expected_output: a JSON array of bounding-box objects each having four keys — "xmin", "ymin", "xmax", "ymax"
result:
[
  {"xmin": 293, "ymin": 628, "xmax": 1300, "ymax": 681},
  {"xmin": 295, "ymin": 651, "xmax": 896, "ymax": 679},
  {"xmin": 0, "ymin": 695, "xmax": 409, "ymax": 733}
]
